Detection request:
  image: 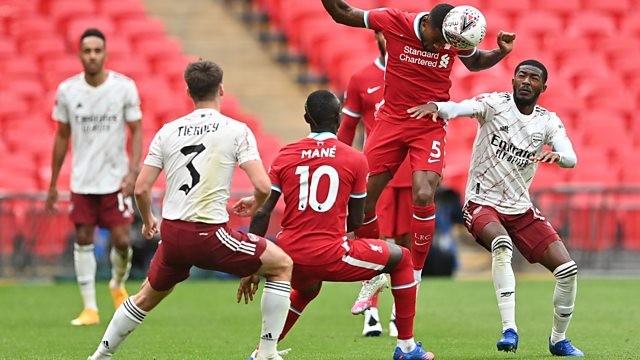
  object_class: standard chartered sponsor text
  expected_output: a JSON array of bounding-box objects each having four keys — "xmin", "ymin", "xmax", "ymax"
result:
[{"xmin": 399, "ymin": 45, "xmax": 441, "ymax": 67}]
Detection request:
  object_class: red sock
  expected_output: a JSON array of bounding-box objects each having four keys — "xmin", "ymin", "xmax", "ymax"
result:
[
  {"xmin": 371, "ymin": 292, "xmax": 379, "ymax": 308},
  {"xmin": 390, "ymin": 248, "xmax": 417, "ymax": 340},
  {"xmin": 411, "ymin": 204, "xmax": 436, "ymax": 271},
  {"xmin": 278, "ymin": 287, "xmax": 320, "ymax": 341},
  {"xmin": 355, "ymin": 210, "xmax": 379, "ymax": 239}
]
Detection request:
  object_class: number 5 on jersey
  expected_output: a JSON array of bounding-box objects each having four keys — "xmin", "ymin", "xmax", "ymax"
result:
[{"xmin": 295, "ymin": 165, "xmax": 339, "ymax": 212}]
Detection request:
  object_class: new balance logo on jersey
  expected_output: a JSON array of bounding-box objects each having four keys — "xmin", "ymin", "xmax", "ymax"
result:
[
  {"xmin": 438, "ymin": 54, "xmax": 450, "ymax": 69},
  {"xmin": 499, "ymin": 125, "xmax": 509, "ymax": 133}
]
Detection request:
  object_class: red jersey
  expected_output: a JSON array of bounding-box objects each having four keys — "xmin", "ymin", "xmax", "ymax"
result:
[
  {"xmin": 339, "ymin": 59, "xmax": 412, "ymax": 187},
  {"xmin": 269, "ymin": 132, "xmax": 369, "ymax": 265},
  {"xmin": 364, "ymin": 8, "xmax": 475, "ymax": 123}
]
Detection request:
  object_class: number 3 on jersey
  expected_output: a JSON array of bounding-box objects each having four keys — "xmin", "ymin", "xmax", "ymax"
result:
[{"xmin": 295, "ymin": 165, "xmax": 339, "ymax": 212}]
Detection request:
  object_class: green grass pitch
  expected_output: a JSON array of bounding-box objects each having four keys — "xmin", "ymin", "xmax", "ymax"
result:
[{"xmin": 0, "ymin": 278, "xmax": 637, "ymax": 359}]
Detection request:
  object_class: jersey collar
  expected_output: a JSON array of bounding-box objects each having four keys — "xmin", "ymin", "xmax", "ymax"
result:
[
  {"xmin": 307, "ymin": 132, "xmax": 337, "ymax": 140},
  {"xmin": 414, "ymin": 12, "xmax": 429, "ymax": 42},
  {"xmin": 374, "ymin": 57, "xmax": 386, "ymax": 71}
]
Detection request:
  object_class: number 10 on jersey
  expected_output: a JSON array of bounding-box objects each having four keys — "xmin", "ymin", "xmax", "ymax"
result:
[{"xmin": 295, "ymin": 165, "xmax": 339, "ymax": 212}]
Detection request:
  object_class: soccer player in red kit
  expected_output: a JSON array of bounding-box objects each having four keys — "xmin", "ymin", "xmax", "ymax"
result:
[
  {"xmin": 235, "ymin": 90, "xmax": 434, "ymax": 360},
  {"xmin": 338, "ymin": 31, "xmax": 412, "ymax": 337},
  {"xmin": 322, "ymin": 0, "xmax": 515, "ymax": 282}
]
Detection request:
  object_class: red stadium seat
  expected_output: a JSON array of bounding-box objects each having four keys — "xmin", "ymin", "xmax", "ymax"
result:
[
  {"xmin": 530, "ymin": 165, "xmax": 571, "ymax": 190},
  {"xmin": 0, "ymin": 94, "xmax": 28, "ymax": 121},
  {"xmin": 7, "ymin": 15, "xmax": 56, "ymax": 43},
  {"xmin": 43, "ymin": 56, "xmax": 82, "ymax": 75},
  {"xmin": 133, "ymin": 36, "xmax": 183, "ymax": 62},
  {"xmin": 0, "ymin": 38, "xmax": 16, "ymax": 59},
  {"xmin": 620, "ymin": 12, "xmax": 640, "ymax": 38},
  {"xmin": 18, "ymin": 35, "xmax": 67, "ymax": 62},
  {"xmin": 583, "ymin": 0, "xmax": 631, "ymax": 14},
  {"xmin": 118, "ymin": 17, "xmax": 166, "ymax": 40},
  {"xmin": 96, "ymin": 0, "xmax": 147, "ymax": 22},
  {"xmin": 513, "ymin": 11, "xmax": 562, "ymax": 42},
  {"xmin": 47, "ymin": 0, "xmax": 95, "ymax": 30},
  {"xmin": 24, "ymin": 210, "xmax": 74, "ymax": 258},
  {"xmin": 0, "ymin": 210, "xmax": 18, "ymax": 256},
  {"xmin": 484, "ymin": 0, "xmax": 531, "ymax": 14},
  {"xmin": 380, "ymin": 0, "xmax": 429, "ymax": 12},
  {"xmin": 566, "ymin": 12, "xmax": 616, "ymax": 39},
  {"xmin": 568, "ymin": 204, "xmax": 617, "ymax": 251},
  {"xmin": 107, "ymin": 56, "xmax": 151, "ymax": 80},
  {"xmin": 1, "ymin": 56, "xmax": 38, "ymax": 79},
  {"xmin": 103, "ymin": 36, "xmax": 133, "ymax": 59},
  {"xmin": 536, "ymin": 0, "xmax": 581, "ymax": 14},
  {"xmin": 483, "ymin": 10, "xmax": 513, "ymax": 42},
  {"xmin": 544, "ymin": 35, "xmax": 592, "ymax": 62},
  {"xmin": 619, "ymin": 207, "xmax": 640, "ymax": 250},
  {"xmin": 1, "ymin": 78, "xmax": 43, "ymax": 102}
]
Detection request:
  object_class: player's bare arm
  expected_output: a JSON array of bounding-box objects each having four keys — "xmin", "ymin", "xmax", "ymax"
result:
[
  {"xmin": 407, "ymin": 99, "xmax": 479, "ymax": 122},
  {"xmin": 121, "ymin": 120, "xmax": 143, "ymax": 197},
  {"xmin": 460, "ymin": 31, "xmax": 515, "ymax": 71},
  {"xmin": 321, "ymin": 0, "xmax": 366, "ymax": 28},
  {"xmin": 246, "ymin": 190, "xmax": 281, "ymax": 237},
  {"xmin": 530, "ymin": 139, "xmax": 577, "ymax": 168},
  {"xmin": 134, "ymin": 165, "xmax": 161, "ymax": 239},
  {"xmin": 234, "ymin": 160, "xmax": 272, "ymax": 217},
  {"xmin": 347, "ymin": 196, "xmax": 366, "ymax": 232},
  {"xmin": 46, "ymin": 122, "xmax": 71, "ymax": 211}
]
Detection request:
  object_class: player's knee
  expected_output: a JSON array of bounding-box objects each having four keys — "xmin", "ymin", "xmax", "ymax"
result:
[
  {"xmin": 264, "ymin": 247, "xmax": 293, "ymax": 281},
  {"xmin": 397, "ymin": 246, "xmax": 412, "ymax": 269},
  {"xmin": 553, "ymin": 260, "xmax": 578, "ymax": 282},
  {"xmin": 413, "ymin": 185, "xmax": 435, "ymax": 205},
  {"xmin": 75, "ymin": 230, "xmax": 94, "ymax": 245},
  {"xmin": 491, "ymin": 235, "xmax": 513, "ymax": 262}
]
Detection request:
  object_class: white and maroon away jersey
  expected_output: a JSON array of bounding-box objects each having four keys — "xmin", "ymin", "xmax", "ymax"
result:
[
  {"xmin": 464, "ymin": 92, "xmax": 572, "ymax": 214},
  {"xmin": 52, "ymin": 71, "xmax": 142, "ymax": 194},
  {"xmin": 144, "ymin": 108, "xmax": 260, "ymax": 224}
]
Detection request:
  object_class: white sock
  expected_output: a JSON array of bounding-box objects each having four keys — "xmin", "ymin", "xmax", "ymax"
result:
[
  {"xmin": 109, "ymin": 246, "xmax": 133, "ymax": 289},
  {"xmin": 413, "ymin": 270, "xmax": 422, "ymax": 284},
  {"xmin": 390, "ymin": 302, "xmax": 396, "ymax": 321},
  {"xmin": 90, "ymin": 297, "xmax": 147, "ymax": 359},
  {"xmin": 74, "ymin": 243, "xmax": 97, "ymax": 311},
  {"xmin": 551, "ymin": 261, "xmax": 578, "ymax": 345},
  {"xmin": 491, "ymin": 236, "xmax": 517, "ymax": 332},
  {"xmin": 258, "ymin": 281, "xmax": 291, "ymax": 357},
  {"xmin": 397, "ymin": 337, "xmax": 417, "ymax": 353}
]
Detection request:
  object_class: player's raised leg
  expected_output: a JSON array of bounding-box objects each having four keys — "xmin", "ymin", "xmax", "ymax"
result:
[
  {"xmin": 71, "ymin": 223, "xmax": 100, "ymax": 326},
  {"xmin": 410, "ymin": 170, "xmax": 439, "ymax": 282},
  {"xmin": 539, "ymin": 241, "xmax": 583, "ymax": 357},
  {"xmin": 89, "ymin": 279, "xmax": 171, "ymax": 360},
  {"xmin": 109, "ymin": 224, "xmax": 133, "ymax": 309}
]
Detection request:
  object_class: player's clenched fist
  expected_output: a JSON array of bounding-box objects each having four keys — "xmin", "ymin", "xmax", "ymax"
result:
[
  {"xmin": 497, "ymin": 31, "xmax": 515, "ymax": 54},
  {"xmin": 141, "ymin": 215, "xmax": 159, "ymax": 239}
]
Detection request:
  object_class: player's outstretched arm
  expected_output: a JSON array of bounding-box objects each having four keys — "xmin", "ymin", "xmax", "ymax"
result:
[
  {"xmin": 321, "ymin": 0, "xmax": 366, "ymax": 27},
  {"xmin": 460, "ymin": 31, "xmax": 515, "ymax": 72},
  {"xmin": 248, "ymin": 190, "xmax": 281, "ymax": 237},
  {"xmin": 46, "ymin": 123, "xmax": 71, "ymax": 212},
  {"xmin": 407, "ymin": 100, "xmax": 480, "ymax": 121},
  {"xmin": 134, "ymin": 165, "xmax": 162, "ymax": 239}
]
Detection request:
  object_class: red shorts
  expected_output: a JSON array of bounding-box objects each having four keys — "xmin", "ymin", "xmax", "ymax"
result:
[
  {"xmin": 70, "ymin": 191, "xmax": 134, "ymax": 228},
  {"xmin": 290, "ymin": 238, "xmax": 390, "ymax": 291},
  {"xmin": 378, "ymin": 187, "xmax": 412, "ymax": 238},
  {"xmin": 364, "ymin": 118, "xmax": 446, "ymax": 177},
  {"xmin": 463, "ymin": 202, "xmax": 561, "ymax": 263},
  {"xmin": 148, "ymin": 219, "xmax": 267, "ymax": 291}
]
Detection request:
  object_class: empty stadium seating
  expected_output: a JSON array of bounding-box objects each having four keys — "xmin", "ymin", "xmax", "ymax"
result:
[
  {"xmin": 250, "ymin": 0, "xmax": 640, "ymax": 194},
  {"xmin": 0, "ymin": 0, "xmax": 281, "ymax": 196}
]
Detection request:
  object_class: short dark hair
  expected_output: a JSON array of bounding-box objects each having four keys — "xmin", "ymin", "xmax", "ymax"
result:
[
  {"xmin": 184, "ymin": 60, "xmax": 224, "ymax": 101},
  {"xmin": 80, "ymin": 28, "xmax": 106, "ymax": 46},
  {"xmin": 429, "ymin": 3, "xmax": 454, "ymax": 30},
  {"xmin": 515, "ymin": 59, "xmax": 548, "ymax": 83},
  {"xmin": 305, "ymin": 90, "xmax": 340, "ymax": 127}
]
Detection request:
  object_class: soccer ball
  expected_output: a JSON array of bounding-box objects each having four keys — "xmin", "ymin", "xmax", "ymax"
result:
[{"xmin": 442, "ymin": 5, "xmax": 487, "ymax": 50}]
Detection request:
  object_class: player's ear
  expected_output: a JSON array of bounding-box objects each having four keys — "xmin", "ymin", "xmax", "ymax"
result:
[
  {"xmin": 303, "ymin": 113, "xmax": 312, "ymax": 126},
  {"xmin": 218, "ymin": 83, "xmax": 225, "ymax": 98},
  {"xmin": 541, "ymin": 83, "xmax": 547, "ymax": 93}
]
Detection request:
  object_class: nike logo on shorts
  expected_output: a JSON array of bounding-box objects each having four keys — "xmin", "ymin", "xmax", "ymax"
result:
[
  {"xmin": 367, "ymin": 86, "xmax": 382, "ymax": 94},
  {"xmin": 427, "ymin": 158, "xmax": 440, "ymax": 163}
]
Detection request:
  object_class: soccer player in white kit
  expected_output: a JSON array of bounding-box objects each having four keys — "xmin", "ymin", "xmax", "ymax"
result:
[
  {"xmin": 46, "ymin": 28, "xmax": 143, "ymax": 326},
  {"xmin": 407, "ymin": 60, "xmax": 584, "ymax": 357},
  {"xmin": 88, "ymin": 60, "xmax": 293, "ymax": 360}
]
